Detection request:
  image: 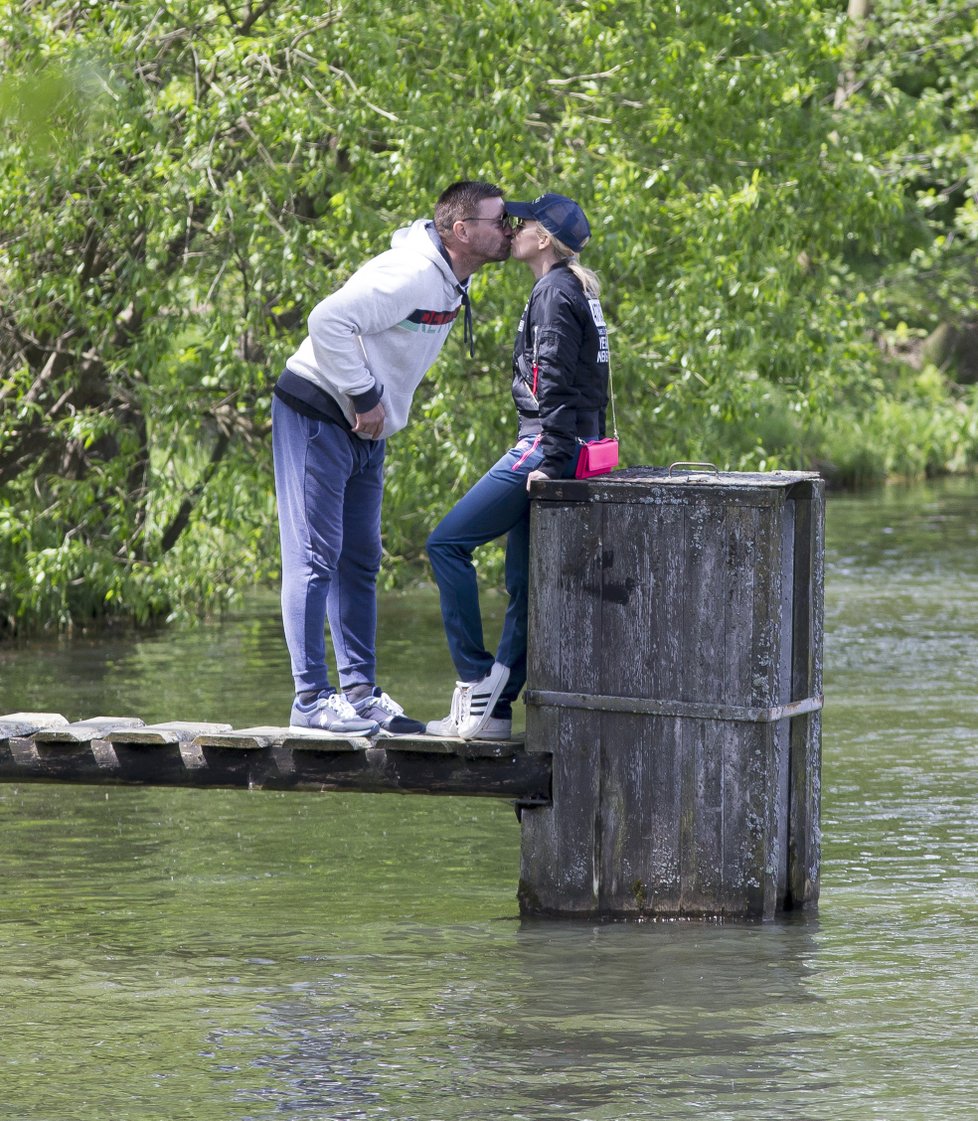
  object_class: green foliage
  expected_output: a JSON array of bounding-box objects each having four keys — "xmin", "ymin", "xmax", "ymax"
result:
[{"xmin": 1, "ymin": 0, "xmax": 977, "ymax": 631}]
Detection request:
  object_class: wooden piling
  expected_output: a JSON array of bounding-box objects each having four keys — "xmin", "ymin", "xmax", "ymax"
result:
[{"xmin": 518, "ymin": 467, "xmax": 823, "ymax": 921}]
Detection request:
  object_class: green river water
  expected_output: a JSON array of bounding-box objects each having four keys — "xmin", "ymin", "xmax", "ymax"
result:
[{"xmin": 1, "ymin": 478, "xmax": 977, "ymax": 1120}]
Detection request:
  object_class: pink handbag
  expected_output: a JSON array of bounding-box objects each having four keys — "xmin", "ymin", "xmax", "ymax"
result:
[{"xmin": 575, "ymin": 437, "xmax": 619, "ymax": 478}]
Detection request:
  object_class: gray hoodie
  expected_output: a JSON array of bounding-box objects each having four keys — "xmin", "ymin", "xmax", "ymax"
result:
[{"xmin": 284, "ymin": 220, "xmax": 467, "ymax": 439}]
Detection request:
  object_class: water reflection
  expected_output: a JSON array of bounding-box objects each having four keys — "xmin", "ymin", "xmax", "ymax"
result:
[{"xmin": 241, "ymin": 920, "xmax": 829, "ymax": 1121}]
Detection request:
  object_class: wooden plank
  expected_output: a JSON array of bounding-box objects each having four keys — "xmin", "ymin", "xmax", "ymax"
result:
[
  {"xmin": 193, "ymin": 726, "xmax": 369, "ymax": 751},
  {"xmin": 527, "ymin": 498, "xmax": 604, "ymax": 706},
  {"xmin": 456, "ymin": 736, "xmax": 530, "ymax": 760},
  {"xmin": 33, "ymin": 716, "xmax": 145, "ymax": 745},
  {"xmin": 0, "ymin": 713, "xmax": 70, "ymax": 739},
  {"xmin": 523, "ymin": 496, "xmax": 608, "ymax": 915},
  {"xmin": 533, "ymin": 469, "xmax": 821, "ymax": 509},
  {"xmin": 676, "ymin": 503, "xmax": 729, "ymax": 914},
  {"xmin": 280, "ymin": 728, "xmax": 370, "ymax": 753},
  {"xmin": 786, "ymin": 482, "xmax": 824, "ymax": 909},
  {"xmin": 683, "ymin": 499, "xmax": 730, "ymax": 705},
  {"xmin": 524, "ymin": 689, "xmax": 822, "ymax": 722},
  {"xmin": 648, "ymin": 504, "xmax": 685, "ymax": 710},
  {"xmin": 591, "ymin": 500, "xmax": 677, "ymax": 706},
  {"xmin": 773, "ymin": 499, "xmax": 797, "ymax": 907},
  {"xmin": 596, "ymin": 713, "xmax": 683, "ymax": 917},
  {"xmin": 519, "ymin": 706, "xmax": 602, "ymax": 916},
  {"xmin": 107, "ymin": 721, "xmax": 233, "ymax": 746},
  {"xmin": 383, "ymin": 734, "xmax": 524, "ymax": 759},
  {"xmin": 383, "ymin": 735, "xmax": 456, "ymax": 755}
]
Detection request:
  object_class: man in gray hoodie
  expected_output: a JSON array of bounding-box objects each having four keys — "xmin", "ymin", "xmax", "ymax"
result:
[{"xmin": 272, "ymin": 180, "xmax": 514, "ymax": 734}]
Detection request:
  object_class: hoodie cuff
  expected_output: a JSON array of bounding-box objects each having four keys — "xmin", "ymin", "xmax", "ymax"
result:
[{"xmin": 351, "ymin": 383, "xmax": 382, "ymax": 413}]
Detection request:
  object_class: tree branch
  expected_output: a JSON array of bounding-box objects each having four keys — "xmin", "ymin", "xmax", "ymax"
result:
[{"xmin": 238, "ymin": 0, "xmax": 276, "ymax": 36}]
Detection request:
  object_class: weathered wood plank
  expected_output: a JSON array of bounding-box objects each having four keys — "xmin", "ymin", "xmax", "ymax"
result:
[
  {"xmin": 192, "ymin": 725, "xmax": 368, "ymax": 751},
  {"xmin": 0, "ymin": 713, "xmax": 70, "ymax": 739},
  {"xmin": 534, "ymin": 467, "xmax": 820, "ymax": 509},
  {"xmin": 786, "ymin": 484, "xmax": 824, "ymax": 908},
  {"xmin": 107, "ymin": 721, "xmax": 234, "ymax": 746},
  {"xmin": 527, "ymin": 498, "xmax": 604, "ymax": 709},
  {"xmin": 33, "ymin": 716, "xmax": 145, "ymax": 745},
  {"xmin": 519, "ymin": 707, "xmax": 601, "ymax": 915},
  {"xmin": 385, "ymin": 734, "xmax": 525, "ymax": 759}
]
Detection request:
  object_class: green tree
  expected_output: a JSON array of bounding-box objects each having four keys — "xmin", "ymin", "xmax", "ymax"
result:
[{"xmin": 1, "ymin": 0, "xmax": 976, "ymax": 634}]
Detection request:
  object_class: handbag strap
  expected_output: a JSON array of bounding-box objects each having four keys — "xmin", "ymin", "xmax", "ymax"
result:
[{"xmin": 607, "ymin": 350, "xmax": 619, "ymax": 442}]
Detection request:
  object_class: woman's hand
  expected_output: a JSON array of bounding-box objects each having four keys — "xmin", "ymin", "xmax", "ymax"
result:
[{"xmin": 526, "ymin": 469, "xmax": 551, "ymax": 492}]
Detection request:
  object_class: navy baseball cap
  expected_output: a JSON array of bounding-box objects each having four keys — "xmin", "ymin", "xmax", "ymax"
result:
[{"xmin": 505, "ymin": 193, "xmax": 591, "ymax": 252}]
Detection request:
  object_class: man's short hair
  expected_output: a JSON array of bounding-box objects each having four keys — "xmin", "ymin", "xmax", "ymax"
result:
[{"xmin": 434, "ymin": 180, "xmax": 504, "ymax": 234}]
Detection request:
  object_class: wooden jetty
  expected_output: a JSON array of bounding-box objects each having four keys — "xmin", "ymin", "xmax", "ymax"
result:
[
  {"xmin": 0, "ymin": 714, "xmax": 549, "ymax": 802},
  {"xmin": 0, "ymin": 467, "xmax": 823, "ymax": 923}
]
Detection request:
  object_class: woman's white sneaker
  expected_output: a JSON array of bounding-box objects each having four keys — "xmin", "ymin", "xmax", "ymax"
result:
[
  {"xmin": 426, "ymin": 682, "xmax": 469, "ymax": 736},
  {"xmin": 458, "ymin": 662, "xmax": 510, "ymax": 739},
  {"xmin": 426, "ymin": 665, "xmax": 512, "ymax": 739}
]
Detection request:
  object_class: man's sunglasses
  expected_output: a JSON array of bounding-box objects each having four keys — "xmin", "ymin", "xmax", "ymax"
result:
[{"xmin": 462, "ymin": 214, "xmax": 523, "ymax": 231}]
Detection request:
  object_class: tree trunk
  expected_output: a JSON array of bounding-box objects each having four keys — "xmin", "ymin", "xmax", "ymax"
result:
[{"xmin": 835, "ymin": 0, "xmax": 873, "ymax": 109}]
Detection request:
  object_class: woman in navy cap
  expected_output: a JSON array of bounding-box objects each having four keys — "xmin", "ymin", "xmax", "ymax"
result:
[{"xmin": 426, "ymin": 193, "xmax": 611, "ymax": 739}]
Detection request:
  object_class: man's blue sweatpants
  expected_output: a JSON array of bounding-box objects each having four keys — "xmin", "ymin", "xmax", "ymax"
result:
[{"xmin": 272, "ymin": 395, "xmax": 385, "ymax": 696}]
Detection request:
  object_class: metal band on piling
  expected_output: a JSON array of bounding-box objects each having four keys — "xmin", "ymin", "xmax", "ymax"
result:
[{"xmin": 524, "ymin": 690, "xmax": 824, "ymax": 725}]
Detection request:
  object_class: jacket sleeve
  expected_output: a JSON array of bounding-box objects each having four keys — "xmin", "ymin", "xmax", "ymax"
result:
[
  {"xmin": 532, "ymin": 286, "xmax": 585, "ymax": 476},
  {"xmin": 306, "ymin": 256, "xmax": 428, "ymax": 411}
]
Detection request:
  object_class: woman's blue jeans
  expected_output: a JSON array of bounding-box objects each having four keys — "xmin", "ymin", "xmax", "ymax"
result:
[
  {"xmin": 272, "ymin": 395, "xmax": 385, "ymax": 696},
  {"xmin": 426, "ymin": 437, "xmax": 571, "ymax": 718}
]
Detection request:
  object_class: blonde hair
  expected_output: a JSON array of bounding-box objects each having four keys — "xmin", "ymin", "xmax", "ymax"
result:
[{"xmin": 548, "ymin": 232, "xmax": 601, "ymax": 298}]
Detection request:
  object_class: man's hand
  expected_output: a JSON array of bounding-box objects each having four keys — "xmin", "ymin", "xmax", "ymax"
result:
[
  {"xmin": 352, "ymin": 401, "xmax": 386, "ymax": 440},
  {"xmin": 526, "ymin": 468, "xmax": 551, "ymax": 492}
]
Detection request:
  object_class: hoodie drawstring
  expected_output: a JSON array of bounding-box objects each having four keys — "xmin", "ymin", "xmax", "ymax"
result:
[
  {"xmin": 429, "ymin": 224, "xmax": 475, "ymax": 359},
  {"xmin": 461, "ymin": 290, "xmax": 474, "ymax": 358}
]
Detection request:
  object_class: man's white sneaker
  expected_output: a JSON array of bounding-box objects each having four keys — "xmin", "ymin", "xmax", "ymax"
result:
[{"xmin": 458, "ymin": 662, "xmax": 510, "ymax": 740}]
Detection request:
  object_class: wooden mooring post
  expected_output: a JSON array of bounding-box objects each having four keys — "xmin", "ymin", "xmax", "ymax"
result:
[{"xmin": 518, "ymin": 466, "xmax": 823, "ymax": 922}]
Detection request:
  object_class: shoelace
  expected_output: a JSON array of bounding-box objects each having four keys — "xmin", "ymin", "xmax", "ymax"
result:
[
  {"xmin": 370, "ymin": 691, "xmax": 404, "ymax": 717},
  {"xmin": 453, "ymin": 681, "xmax": 472, "ymax": 726},
  {"xmin": 323, "ymin": 692, "xmax": 358, "ymax": 719}
]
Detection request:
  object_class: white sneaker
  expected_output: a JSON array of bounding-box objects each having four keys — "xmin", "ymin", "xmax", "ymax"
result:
[
  {"xmin": 426, "ymin": 679, "xmax": 514, "ymax": 740},
  {"xmin": 458, "ymin": 662, "xmax": 510, "ymax": 740},
  {"xmin": 467, "ymin": 715, "xmax": 512, "ymax": 741},
  {"xmin": 426, "ymin": 681, "xmax": 468, "ymax": 737}
]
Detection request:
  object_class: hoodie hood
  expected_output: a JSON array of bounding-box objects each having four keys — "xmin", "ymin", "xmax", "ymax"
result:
[
  {"xmin": 391, "ymin": 219, "xmax": 467, "ymax": 293},
  {"xmin": 283, "ymin": 217, "xmax": 469, "ymax": 439}
]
